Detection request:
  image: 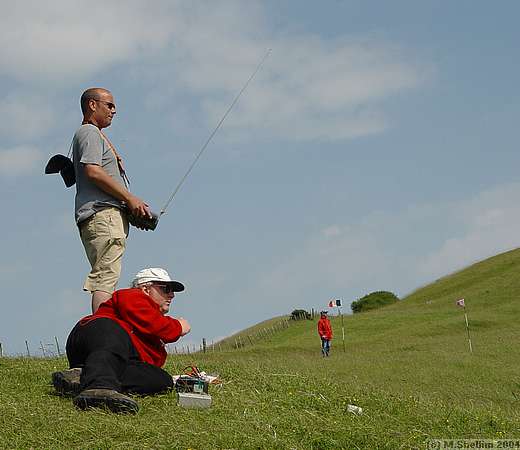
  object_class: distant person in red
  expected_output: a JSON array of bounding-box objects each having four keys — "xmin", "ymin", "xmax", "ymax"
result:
[
  {"xmin": 318, "ymin": 311, "xmax": 333, "ymax": 357},
  {"xmin": 52, "ymin": 267, "xmax": 191, "ymax": 413}
]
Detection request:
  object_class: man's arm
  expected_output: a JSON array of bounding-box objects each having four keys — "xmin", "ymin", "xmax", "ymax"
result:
[
  {"xmin": 114, "ymin": 289, "xmax": 189, "ymax": 343},
  {"xmin": 176, "ymin": 317, "xmax": 191, "ymax": 336},
  {"xmin": 84, "ymin": 164, "xmax": 150, "ymax": 218}
]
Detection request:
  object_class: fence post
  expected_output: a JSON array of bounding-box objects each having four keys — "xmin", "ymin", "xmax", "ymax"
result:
[
  {"xmin": 25, "ymin": 340, "xmax": 30, "ymax": 357},
  {"xmin": 0, "ymin": 342, "xmax": 3, "ymax": 357},
  {"xmin": 54, "ymin": 336, "xmax": 61, "ymax": 357},
  {"xmin": 202, "ymin": 338, "xmax": 206, "ymax": 353},
  {"xmin": 40, "ymin": 341, "xmax": 46, "ymax": 358}
]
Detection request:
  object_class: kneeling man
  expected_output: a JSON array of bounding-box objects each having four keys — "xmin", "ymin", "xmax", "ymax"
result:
[{"xmin": 53, "ymin": 267, "xmax": 191, "ymax": 413}]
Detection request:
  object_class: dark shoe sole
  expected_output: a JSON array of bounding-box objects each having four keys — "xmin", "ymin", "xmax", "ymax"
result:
[
  {"xmin": 73, "ymin": 392, "xmax": 139, "ymax": 414},
  {"xmin": 52, "ymin": 370, "xmax": 81, "ymax": 397}
]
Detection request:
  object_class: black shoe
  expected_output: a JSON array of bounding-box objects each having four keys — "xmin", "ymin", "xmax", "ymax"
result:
[
  {"xmin": 73, "ymin": 389, "xmax": 139, "ymax": 414},
  {"xmin": 52, "ymin": 368, "xmax": 82, "ymax": 397}
]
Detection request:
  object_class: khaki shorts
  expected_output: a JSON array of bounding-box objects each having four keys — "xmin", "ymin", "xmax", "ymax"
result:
[{"xmin": 79, "ymin": 207, "xmax": 129, "ymax": 293}]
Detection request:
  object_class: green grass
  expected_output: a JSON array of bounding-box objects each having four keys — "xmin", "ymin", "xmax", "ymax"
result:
[
  {"xmin": 211, "ymin": 315, "xmax": 291, "ymax": 351},
  {"xmin": 2, "ymin": 249, "xmax": 520, "ymax": 449}
]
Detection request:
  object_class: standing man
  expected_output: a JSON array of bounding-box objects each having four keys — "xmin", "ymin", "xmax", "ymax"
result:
[
  {"xmin": 317, "ymin": 311, "xmax": 333, "ymax": 357},
  {"xmin": 73, "ymin": 87, "xmax": 151, "ymax": 312}
]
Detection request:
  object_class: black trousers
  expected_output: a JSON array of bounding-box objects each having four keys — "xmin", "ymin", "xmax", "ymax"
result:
[{"xmin": 66, "ymin": 318, "xmax": 173, "ymax": 395}]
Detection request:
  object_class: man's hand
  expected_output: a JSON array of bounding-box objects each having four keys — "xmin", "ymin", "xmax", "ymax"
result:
[
  {"xmin": 177, "ymin": 318, "xmax": 191, "ymax": 336},
  {"xmin": 126, "ymin": 194, "xmax": 152, "ymax": 218}
]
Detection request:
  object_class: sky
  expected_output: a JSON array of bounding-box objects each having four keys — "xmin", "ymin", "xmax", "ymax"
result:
[{"xmin": 1, "ymin": 0, "xmax": 519, "ymax": 355}]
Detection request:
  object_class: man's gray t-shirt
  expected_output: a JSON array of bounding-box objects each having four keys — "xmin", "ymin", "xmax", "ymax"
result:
[{"xmin": 73, "ymin": 124, "xmax": 126, "ymax": 224}]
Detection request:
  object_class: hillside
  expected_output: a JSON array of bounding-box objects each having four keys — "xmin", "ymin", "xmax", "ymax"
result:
[{"xmin": 1, "ymin": 249, "xmax": 520, "ymax": 449}]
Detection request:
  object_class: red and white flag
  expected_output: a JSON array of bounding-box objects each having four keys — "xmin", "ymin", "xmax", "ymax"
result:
[{"xmin": 456, "ymin": 298, "xmax": 465, "ymax": 308}]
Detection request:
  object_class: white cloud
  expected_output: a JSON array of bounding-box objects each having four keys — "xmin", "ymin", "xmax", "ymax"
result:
[
  {"xmin": 418, "ymin": 183, "xmax": 520, "ymax": 278},
  {"xmin": 0, "ymin": 145, "xmax": 44, "ymax": 176},
  {"xmin": 240, "ymin": 182, "xmax": 520, "ymax": 307},
  {"xmin": 161, "ymin": 8, "xmax": 427, "ymax": 141},
  {"xmin": 0, "ymin": 0, "xmax": 176, "ymax": 83},
  {"xmin": 322, "ymin": 225, "xmax": 342, "ymax": 238},
  {"xmin": 251, "ymin": 223, "xmax": 391, "ymax": 309},
  {"xmin": 0, "ymin": 93, "xmax": 56, "ymax": 140},
  {"xmin": 1, "ymin": 1, "xmax": 428, "ymax": 142}
]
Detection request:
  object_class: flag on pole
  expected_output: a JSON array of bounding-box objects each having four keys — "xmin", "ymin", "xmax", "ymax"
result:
[
  {"xmin": 328, "ymin": 299, "xmax": 342, "ymax": 307},
  {"xmin": 455, "ymin": 297, "xmax": 473, "ymax": 353}
]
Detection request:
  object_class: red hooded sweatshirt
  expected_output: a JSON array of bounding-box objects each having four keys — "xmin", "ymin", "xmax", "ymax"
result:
[
  {"xmin": 317, "ymin": 316, "xmax": 333, "ymax": 340},
  {"xmin": 79, "ymin": 288, "xmax": 183, "ymax": 367}
]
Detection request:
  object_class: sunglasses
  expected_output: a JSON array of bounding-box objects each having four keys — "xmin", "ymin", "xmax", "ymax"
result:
[
  {"xmin": 153, "ymin": 283, "xmax": 176, "ymax": 295},
  {"xmin": 95, "ymin": 99, "xmax": 116, "ymax": 110}
]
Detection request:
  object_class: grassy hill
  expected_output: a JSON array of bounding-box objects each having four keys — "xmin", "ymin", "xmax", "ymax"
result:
[
  {"xmin": 1, "ymin": 249, "xmax": 520, "ymax": 449},
  {"xmin": 212, "ymin": 315, "xmax": 292, "ymax": 351}
]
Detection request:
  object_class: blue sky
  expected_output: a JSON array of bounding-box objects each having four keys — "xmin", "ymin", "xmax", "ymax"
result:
[{"xmin": 1, "ymin": 0, "xmax": 519, "ymax": 355}]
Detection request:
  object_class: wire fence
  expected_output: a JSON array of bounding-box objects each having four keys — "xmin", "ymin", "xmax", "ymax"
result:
[
  {"xmin": 0, "ymin": 337, "xmax": 64, "ymax": 359},
  {"xmin": 168, "ymin": 312, "xmax": 316, "ymax": 355},
  {"xmin": 0, "ymin": 309, "xmax": 318, "ymax": 358}
]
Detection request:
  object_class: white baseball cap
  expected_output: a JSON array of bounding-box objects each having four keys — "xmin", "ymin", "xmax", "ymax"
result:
[{"xmin": 132, "ymin": 267, "xmax": 185, "ymax": 292}]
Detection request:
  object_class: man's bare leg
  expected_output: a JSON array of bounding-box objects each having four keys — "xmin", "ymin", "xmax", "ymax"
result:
[{"xmin": 91, "ymin": 290, "xmax": 112, "ymax": 313}]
